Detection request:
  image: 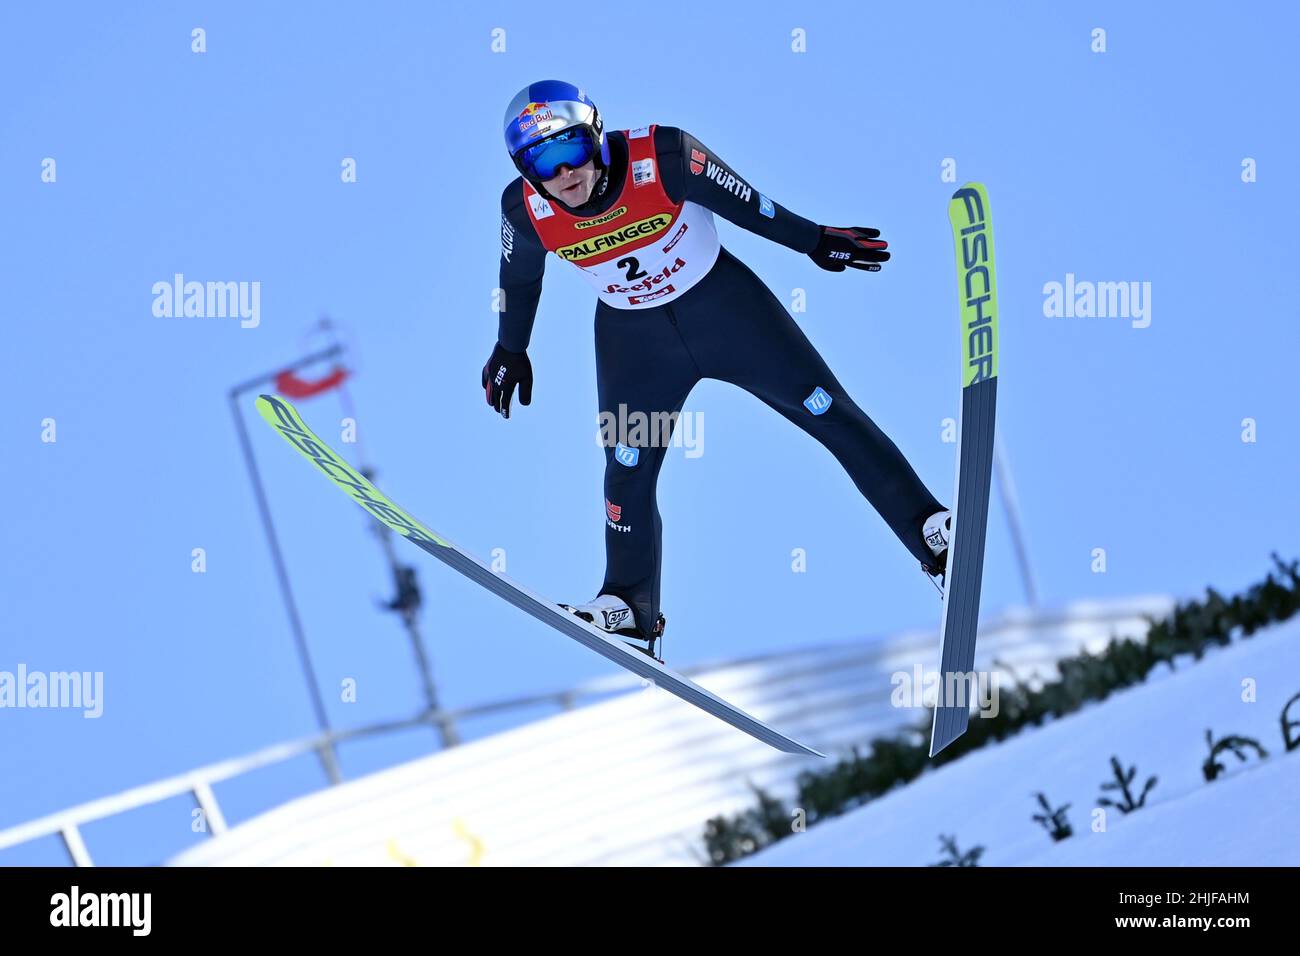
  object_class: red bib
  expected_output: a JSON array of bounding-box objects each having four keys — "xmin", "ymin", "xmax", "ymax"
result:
[{"xmin": 522, "ymin": 124, "xmax": 721, "ymax": 308}]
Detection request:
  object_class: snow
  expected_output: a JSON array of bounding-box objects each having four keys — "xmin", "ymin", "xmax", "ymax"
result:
[{"xmin": 741, "ymin": 617, "xmax": 1300, "ymax": 866}]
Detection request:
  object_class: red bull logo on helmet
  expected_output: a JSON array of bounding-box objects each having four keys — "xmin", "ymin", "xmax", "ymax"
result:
[{"xmin": 516, "ymin": 103, "xmax": 555, "ymax": 133}]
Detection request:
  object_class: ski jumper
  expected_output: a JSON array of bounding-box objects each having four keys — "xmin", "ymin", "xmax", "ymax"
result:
[{"xmin": 498, "ymin": 125, "xmax": 944, "ymax": 638}]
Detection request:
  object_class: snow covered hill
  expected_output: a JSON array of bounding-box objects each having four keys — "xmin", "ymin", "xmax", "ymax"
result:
[{"xmin": 742, "ymin": 617, "xmax": 1300, "ymax": 867}]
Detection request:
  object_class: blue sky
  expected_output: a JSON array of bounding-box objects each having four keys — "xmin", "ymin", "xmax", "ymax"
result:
[{"xmin": 1, "ymin": 2, "xmax": 1296, "ymax": 864}]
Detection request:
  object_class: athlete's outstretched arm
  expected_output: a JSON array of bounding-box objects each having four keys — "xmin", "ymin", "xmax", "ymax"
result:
[
  {"xmin": 655, "ymin": 127, "xmax": 821, "ymax": 253},
  {"xmin": 496, "ymin": 177, "xmax": 548, "ymax": 352},
  {"xmin": 655, "ymin": 126, "xmax": 889, "ymax": 273},
  {"xmin": 484, "ymin": 178, "xmax": 547, "ymax": 419}
]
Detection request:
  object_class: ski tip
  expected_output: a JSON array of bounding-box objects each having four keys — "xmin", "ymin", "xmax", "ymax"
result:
[
  {"xmin": 928, "ymin": 732, "xmax": 944, "ymax": 758},
  {"xmin": 788, "ymin": 741, "xmax": 827, "ymax": 759},
  {"xmin": 950, "ymin": 181, "xmax": 988, "ymax": 201},
  {"xmin": 928, "ymin": 725, "xmax": 967, "ymax": 758}
]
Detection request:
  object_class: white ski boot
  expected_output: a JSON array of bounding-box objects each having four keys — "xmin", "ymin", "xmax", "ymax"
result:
[
  {"xmin": 560, "ymin": 594, "xmax": 666, "ymax": 661},
  {"xmin": 921, "ymin": 510, "xmax": 952, "ymax": 590}
]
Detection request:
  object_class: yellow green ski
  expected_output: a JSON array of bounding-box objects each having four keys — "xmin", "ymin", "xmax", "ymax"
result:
[
  {"xmin": 931, "ymin": 183, "xmax": 1000, "ymax": 756},
  {"xmin": 256, "ymin": 393, "xmax": 824, "ymax": 758}
]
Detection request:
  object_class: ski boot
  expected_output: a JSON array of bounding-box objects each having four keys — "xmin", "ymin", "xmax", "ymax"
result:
[
  {"xmin": 560, "ymin": 594, "xmax": 666, "ymax": 663},
  {"xmin": 920, "ymin": 510, "xmax": 952, "ymax": 595}
]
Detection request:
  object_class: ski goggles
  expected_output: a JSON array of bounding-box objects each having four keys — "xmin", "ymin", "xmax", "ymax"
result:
[{"xmin": 513, "ymin": 127, "xmax": 598, "ymax": 182}]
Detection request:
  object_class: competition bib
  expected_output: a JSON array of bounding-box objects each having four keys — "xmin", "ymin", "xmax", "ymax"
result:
[{"xmin": 522, "ymin": 124, "xmax": 721, "ymax": 308}]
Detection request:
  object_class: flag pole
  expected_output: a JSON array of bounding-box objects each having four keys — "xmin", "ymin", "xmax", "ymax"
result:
[
  {"xmin": 993, "ymin": 435, "xmax": 1041, "ymax": 607},
  {"xmin": 229, "ymin": 345, "xmax": 345, "ymax": 785}
]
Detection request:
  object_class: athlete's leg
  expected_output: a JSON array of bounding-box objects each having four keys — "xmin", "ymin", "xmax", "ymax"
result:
[
  {"xmin": 685, "ymin": 250, "xmax": 944, "ymax": 567},
  {"xmin": 594, "ymin": 301, "xmax": 700, "ymax": 637}
]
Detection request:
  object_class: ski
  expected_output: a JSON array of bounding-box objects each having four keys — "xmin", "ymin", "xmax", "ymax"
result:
[
  {"xmin": 930, "ymin": 183, "xmax": 1000, "ymax": 757},
  {"xmin": 256, "ymin": 394, "xmax": 824, "ymax": 758}
]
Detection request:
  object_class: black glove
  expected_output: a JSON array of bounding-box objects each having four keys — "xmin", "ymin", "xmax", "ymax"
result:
[
  {"xmin": 481, "ymin": 342, "xmax": 533, "ymax": 419},
  {"xmin": 809, "ymin": 225, "xmax": 891, "ymax": 273}
]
